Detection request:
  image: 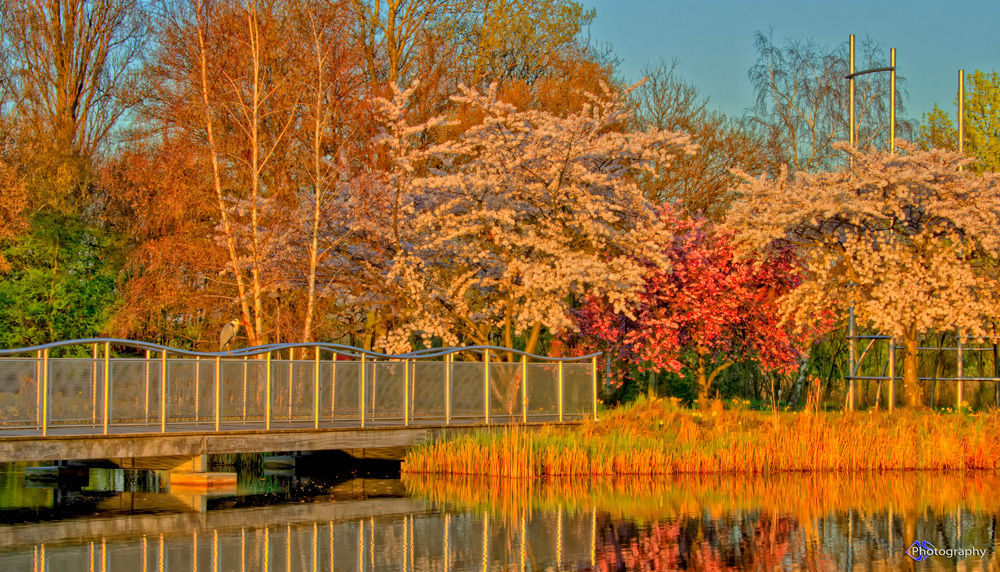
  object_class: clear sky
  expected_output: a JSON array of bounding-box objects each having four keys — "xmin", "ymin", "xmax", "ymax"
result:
[{"xmin": 582, "ymin": 0, "xmax": 1000, "ymax": 124}]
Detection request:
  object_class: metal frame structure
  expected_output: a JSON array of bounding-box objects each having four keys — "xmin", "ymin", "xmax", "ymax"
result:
[
  {"xmin": 0, "ymin": 339, "xmax": 601, "ymax": 437},
  {"xmin": 846, "ymin": 318, "xmax": 1000, "ymax": 411}
]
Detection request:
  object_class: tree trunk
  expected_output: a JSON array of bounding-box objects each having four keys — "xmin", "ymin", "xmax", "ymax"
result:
[
  {"xmin": 696, "ymin": 351, "xmax": 708, "ymax": 409},
  {"xmin": 902, "ymin": 325, "xmax": 922, "ymax": 408}
]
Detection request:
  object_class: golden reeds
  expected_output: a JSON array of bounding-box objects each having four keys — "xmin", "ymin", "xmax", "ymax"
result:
[{"xmin": 402, "ymin": 398, "xmax": 1000, "ymax": 477}]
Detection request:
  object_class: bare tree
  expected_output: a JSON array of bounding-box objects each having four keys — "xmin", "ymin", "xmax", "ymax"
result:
[
  {"xmin": 748, "ymin": 30, "xmax": 915, "ymax": 173},
  {"xmin": 632, "ymin": 59, "xmax": 765, "ymax": 219},
  {"xmin": 1, "ymin": 0, "xmax": 147, "ymax": 206}
]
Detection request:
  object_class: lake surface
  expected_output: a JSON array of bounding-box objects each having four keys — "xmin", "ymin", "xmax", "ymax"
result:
[{"xmin": 1, "ymin": 460, "xmax": 997, "ymax": 571}]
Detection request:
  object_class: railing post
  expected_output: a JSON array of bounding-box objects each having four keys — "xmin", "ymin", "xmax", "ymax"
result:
[
  {"xmin": 404, "ymin": 358, "xmax": 410, "ymax": 426},
  {"xmin": 888, "ymin": 339, "xmax": 895, "ymax": 412},
  {"xmin": 314, "ymin": 349, "xmax": 321, "ymax": 429},
  {"xmin": 242, "ymin": 356, "xmax": 248, "ymax": 422},
  {"xmin": 957, "ymin": 334, "xmax": 964, "ymax": 410},
  {"xmin": 359, "ymin": 354, "xmax": 366, "ymax": 428},
  {"xmin": 92, "ymin": 344, "xmax": 98, "ymax": 424},
  {"xmin": 214, "ymin": 355, "xmax": 221, "ymax": 431},
  {"xmin": 103, "ymin": 341, "xmax": 111, "ymax": 435},
  {"xmin": 265, "ymin": 351, "xmax": 272, "ymax": 431},
  {"xmin": 41, "ymin": 348, "xmax": 49, "ymax": 436},
  {"xmin": 144, "ymin": 349, "xmax": 151, "ymax": 423},
  {"xmin": 558, "ymin": 361, "xmax": 564, "ymax": 423},
  {"xmin": 484, "ymin": 350, "xmax": 490, "ymax": 424},
  {"xmin": 592, "ymin": 356, "xmax": 599, "ymax": 420},
  {"xmin": 521, "ymin": 355, "xmax": 528, "ymax": 424},
  {"xmin": 195, "ymin": 355, "xmax": 201, "ymax": 422},
  {"xmin": 160, "ymin": 350, "xmax": 168, "ymax": 433},
  {"xmin": 35, "ymin": 350, "xmax": 40, "ymax": 426},
  {"xmin": 445, "ymin": 354, "xmax": 451, "ymax": 425}
]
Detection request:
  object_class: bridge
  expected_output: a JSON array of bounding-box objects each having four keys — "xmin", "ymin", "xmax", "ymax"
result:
[{"xmin": 0, "ymin": 340, "xmax": 599, "ymax": 464}]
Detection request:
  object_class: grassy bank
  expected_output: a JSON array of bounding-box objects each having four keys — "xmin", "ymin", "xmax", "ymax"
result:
[{"xmin": 402, "ymin": 398, "xmax": 1000, "ymax": 476}]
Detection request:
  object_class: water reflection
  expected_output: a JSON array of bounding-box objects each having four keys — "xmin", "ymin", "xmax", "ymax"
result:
[{"xmin": 0, "ymin": 466, "xmax": 998, "ymax": 571}]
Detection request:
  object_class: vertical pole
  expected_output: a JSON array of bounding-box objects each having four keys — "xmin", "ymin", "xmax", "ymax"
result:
[
  {"xmin": 849, "ymin": 34, "xmax": 856, "ymax": 154},
  {"xmin": 160, "ymin": 350, "xmax": 168, "ymax": 433},
  {"xmin": 288, "ymin": 349, "xmax": 293, "ymax": 421},
  {"xmin": 558, "ymin": 361, "xmax": 564, "ymax": 422},
  {"xmin": 592, "ymin": 355, "xmax": 599, "ymax": 420},
  {"xmin": 35, "ymin": 350, "xmax": 41, "ymax": 426},
  {"xmin": 888, "ymin": 339, "xmax": 895, "ymax": 412},
  {"xmin": 848, "ymin": 297, "xmax": 856, "ymax": 412},
  {"xmin": 404, "ymin": 358, "xmax": 410, "ymax": 426},
  {"xmin": 331, "ymin": 354, "xmax": 337, "ymax": 420},
  {"xmin": 92, "ymin": 343, "xmax": 98, "ymax": 423},
  {"xmin": 314, "ymin": 349, "xmax": 321, "ymax": 429},
  {"xmin": 484, "ymin": 350, "xmax": 490, "ymax": 424},
  {"xmin": 144, "ymin": 349, "xmax": 151, "ymax": 423},
  {"xmin": 959, "ymin": 70, "xmax": 965, "ymax": 155},
  {"xmin": 41, "ymin": 348, "xmax": 49, "ymax": 436},
  {"xmin": 214, "ymin": 355, "xmax": 221, "ymax": 431},
  {"xmin": 195, "ymin": 355, "xmax": 200, "ymax": 422},
  {"xmin": 103, "ymin": 341, "xmax": 111, "ymax": 434},
  {"xmin": 521, "ymin": 355, "xmax": 528, "ymax": 424},
  {"xmin": 957, "ymin": 334, "xmax": 964, "ymax": 410},
  {"xmin": 265, "ymin": 351, "xmax": 272, "ymax": 430},
  {"xmin": 889, "ymin": 48, "xmax": 896, "ymax": 152},
  {"xmin": 445, "ymin": 353, "xmax": 451, "ymax": 425},
  {"xmin": 360, "ymin": 354, "xmax": 366, "ymax": 428},
  {"xmin": 242, "ymin": 355, "xmax": 248, "ymax": 422}
]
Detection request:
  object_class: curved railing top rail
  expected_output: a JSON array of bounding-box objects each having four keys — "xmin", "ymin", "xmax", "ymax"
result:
[{"xmin": 0, "ymin": 338, "xmax": 601, "ymax": 362}]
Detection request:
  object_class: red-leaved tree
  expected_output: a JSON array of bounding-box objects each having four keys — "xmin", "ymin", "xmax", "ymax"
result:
[{"xmin": 564, "ymin": 207, "xmax": 818, "ymax": 405}]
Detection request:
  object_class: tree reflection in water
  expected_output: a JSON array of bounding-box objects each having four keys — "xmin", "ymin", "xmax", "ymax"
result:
[{"xmin": 0, "ymin": 472, "xmax": 998, "ymax": 570}]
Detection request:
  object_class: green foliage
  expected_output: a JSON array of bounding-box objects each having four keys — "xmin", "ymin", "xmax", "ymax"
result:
[
  {"xmin": 921, "ymin": 70, "xmax": 1000, "ymax": 172},
  {"xmin": 0, "ymin": 213, "xmax": 121, "ymax": 350},
  {"xmin": 919, "ymin": 104, "xmax": 958, "ymax": 151}
]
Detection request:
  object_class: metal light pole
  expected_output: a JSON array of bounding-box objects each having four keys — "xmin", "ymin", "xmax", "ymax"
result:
[
  {"xmin": 846, "ymin": 35, "xmax": 897, "ymax": 154},
  {"xmin": 959, "ymin": 69, "xmax": 965, "ymax": 154}
]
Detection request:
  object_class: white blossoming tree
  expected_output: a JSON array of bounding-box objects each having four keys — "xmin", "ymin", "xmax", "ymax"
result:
[
  {"xmin": 373, "ymin": 82, "xmax": 692, "ymax": 356},
  {"xmin": 729, "ymin": 144, "xmax": 1000, "ymax": 407}
]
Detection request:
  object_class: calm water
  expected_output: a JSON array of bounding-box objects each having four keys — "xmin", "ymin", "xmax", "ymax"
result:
[{"xmin": 1, "ymin": 460, "xmax": 998, "ymax": 571}]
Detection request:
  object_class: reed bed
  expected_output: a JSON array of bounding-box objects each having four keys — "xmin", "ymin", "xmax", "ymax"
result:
[
  {"xmin": 402, "ymin": 398, "xmax": 1000, "ymax": 476},
  {"xmin": 403, "ymin": 471, "xmax": 1000, "ymax": 524}
]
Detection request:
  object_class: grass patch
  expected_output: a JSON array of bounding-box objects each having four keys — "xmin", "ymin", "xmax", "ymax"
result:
[{"xmin": 402, "ymin": 397, "xmax": 1000, "ymax": 476}]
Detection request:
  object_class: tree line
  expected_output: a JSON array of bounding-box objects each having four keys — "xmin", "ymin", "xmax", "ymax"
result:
[{"xmin": 2, "ymin": 1, "xmax": 998, "ymax": 408}]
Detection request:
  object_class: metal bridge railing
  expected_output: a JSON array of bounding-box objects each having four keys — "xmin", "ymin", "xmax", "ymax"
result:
[{"xmin": 0, "ymin": 340, "xmax": 600, "ymax": 437}]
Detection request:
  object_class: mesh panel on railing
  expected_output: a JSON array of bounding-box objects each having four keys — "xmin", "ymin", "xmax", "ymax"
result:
[
  {"xmin": 489, "ymin": 362, "xmax": 522, "ymax": 422},
  {"xmin": 369, "ymin": 361, "xmax": 405, "ymax": 421},
  {"xmin": 563, "ymin": 363, "xmax": 592, "ymax": 419},
  {"xmin": 329, "ymin": 361, "xmax": 360, "ymax": 421},
  {"xmin": 412, "ymin": 361, "xmax": 445, "ymax": 419},
  {"xmin": 526, "ymin": 363, "xmax": 558, "ymax": 419},
  {"xmin": 450, "ymin": 362, "xmax": 486, "ymax": 421},
  {"xmin": 0, "ymin": 359, "xmax": 39, "ymax": 427}
]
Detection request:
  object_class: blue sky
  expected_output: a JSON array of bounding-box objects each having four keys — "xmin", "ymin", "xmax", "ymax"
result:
[{"xmin": 582, "ymin": 0, "xmax": 1000, "ymax": 124}]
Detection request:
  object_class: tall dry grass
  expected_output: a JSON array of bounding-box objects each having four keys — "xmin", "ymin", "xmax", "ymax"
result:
[{"xmin": 402, "ymin": 398, "xmax": 1000, "ymax": 476}]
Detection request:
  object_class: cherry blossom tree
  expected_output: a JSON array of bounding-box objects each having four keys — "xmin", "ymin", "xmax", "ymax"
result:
[
  {"xmin": 563, "ymin": 207, "xmax": 811, "ymax": 406},
  {"xmin": 729, "ymin": 144, "xmax": 1000, "ymax": 407},
  {"xmin": 372, "ymin": 82, "xmax": 692, "ymax": 355}
]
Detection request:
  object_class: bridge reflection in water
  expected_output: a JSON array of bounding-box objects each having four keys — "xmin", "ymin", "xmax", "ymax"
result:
[
  {"xmin": 2, "ymin": 507, "xmax": 599, "ymax": 572},
  {"xmin": 3, "ymin": 471, "xmax": 1000, "ymax": 571}
]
